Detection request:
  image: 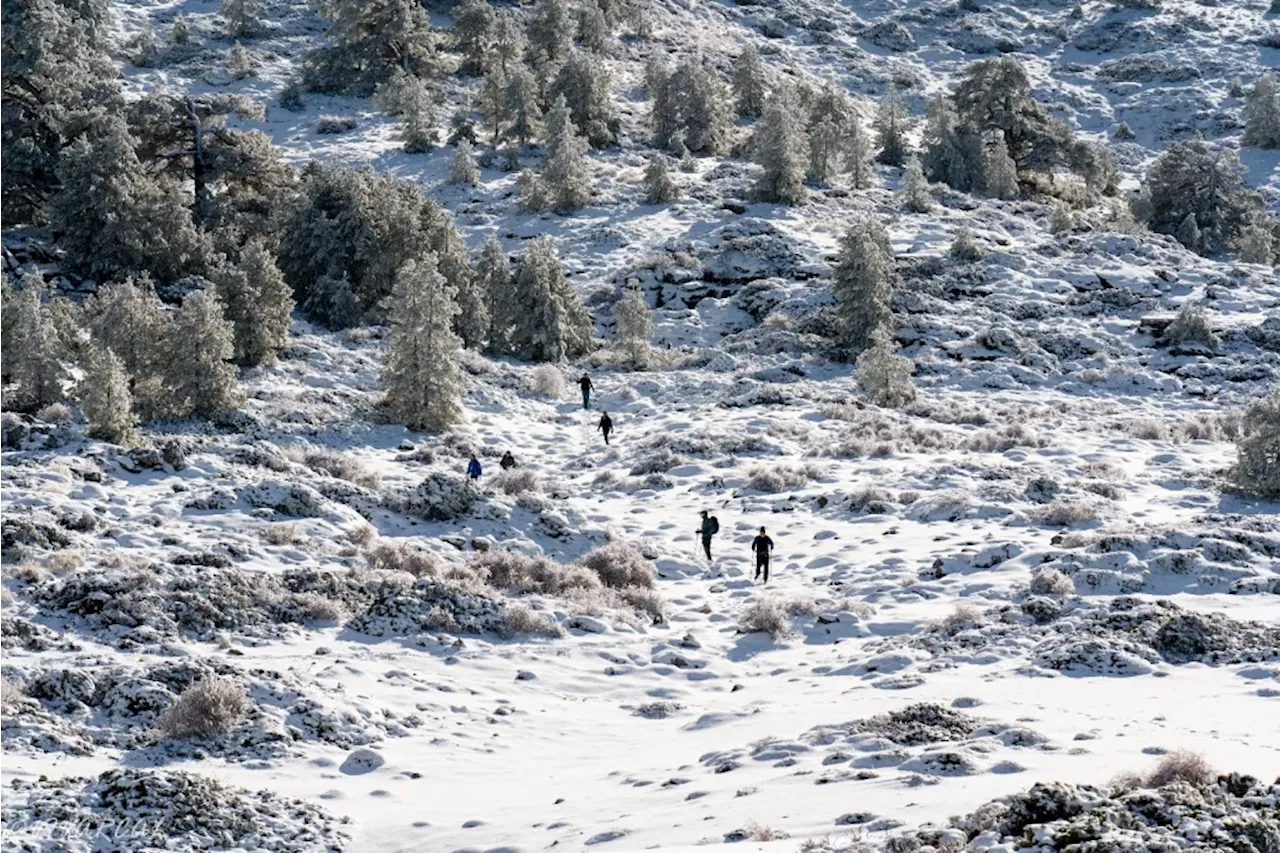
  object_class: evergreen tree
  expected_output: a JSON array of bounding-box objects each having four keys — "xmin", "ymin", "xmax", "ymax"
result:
[
  {"xmin": 1050, "ymin": 201, "xmax": 1075, "ymax": 234},
  {"xmin": 1176, "ymin": 212, "xmax": 1201, "ymax": 252},
  {"xmin": 811, "ymin": 80, "xmax": 856, "ymax": 138},
  {"xmin": 1243, "ymin": 72, "xmax": 1280, "ymax": 149},
  {"xmin": 873, "ymin": 84, "xmax": 912, "ymax": 167},
  {"xmin": 950, "ymin": 227, "xmax": 984, "ymax": 262},
  {"xmin": 551, "ymin": 51, "xmax": 618, "ymax": 148},
  {"xmin": 221, "ymin": 0, "xmax": 262, "ymax": 37},
  {"xmin": 381, "ymin": 254, "xmax": 465, "ymax": 430},
  {"xmin": 856, "ymin": 326, "xmax": 915, "ymax": 408},
  {"xmin": 527, "ymin": 0, "xmax": 574, "ymax": 65},
  {"xmin": 650, "ymin": 58, "xmax": 732, "ymax": 155},
  {"xmin": 51, "ymin": 116, "xmax": 208, "ymax": 283},
  {"xmin": 448, "ymin": 105, "xmax": 477, "ymax": 146},
  {"xmin": 475, "ymin": 235, "xmax": 514, "ymax": 353},
  {"xmin": 833, "ymin": 217, "xmax": 894, "ymax": 357},
  {"xmin": 921, "ymin": 95, "xmax": 980, "ymax": 192},
  {"xmin": 807, "ymin": 115, "xmax": 842, "ymax": 186},
  {"xmin": 752, "ymin": 88, "xmax": 808, "ymax": 204},
  {"xmin": 450, "ymin": 140, "xmax": 480, "ymax": 186},
  {"xmin": 577, "ymin": 0, "xmax": 610, "ymax": 54},
  {"xmin": 845, "ymin": 115, "xmax": 874, "ymax": 189},
  {"xmin": 613, "ymin": 285, "xmax": 654, "ymax": 368},
  {"xmin": 170, "ymin": 16, "xmax": 190, "ymax": 45},
  {"xmin": 1114, "ymin": 121, "xmax": 1136, "ymax": 140},
  {"xmin": 212, "ymin": 242, "xmax": 293, "ymax": 366},
  {"xmin": 399, "ymin": 77, "xmax": 437, "ymax": 152},
  {"xmin": 982, "ymin": 136, "xmax": 1020, "ymax": 199},
  {"xmin": 165, "ymin": 288, "xmax": 242, "ymax": 418},
  {"xmin": 84, "ymin": 278, "xmax": 171, "ymax": 419},
  {"xmin": 477, "ymin": 69, "xmax": 509, "ymax": 144},
  {"xmin": 227, "ymin": 42, "xmax": 257, "ymax": 78},
  {"xmin": 426, "ymin": 214, "xmax": 488, "ymax": 350},
  {"xmin": 305, "ymin": 0, "xmax": 442, "ymax": 96},
  {"xmin": 951, "ymin": 56, "xmax": 1073, "ymax": 177},
  {"xmin": 732, "ymin": 44, "xmax": 768, "ymax": 118},
  {"xmin": 2, "ymin": 272, "xmax": 67, "ymax": 410},
  {"xmin": 900, "ymin": 156, "xmax": 932, "ymax": 212},
  {"xmin": 1238, "ymin": 215, "xmax": 1277, "ymax": 265},
  {"xmin": 489, "ymin": 9, "xmax": 525, "ymax": 77},
  {"xmin": 509, "ymin": 237, "xmax": 593, "ymax": 362},
  {"xmin": 643, "ymin": 154, "xmax": 679, "ymax": 203},
  {"xmin": 505, "ymin": 65, "xmax": 543, "ymax": 145},
  {"xmin": 78, "ymin": 344, "xmax": 139, "ymax": 445},
  {"xmin": 1144, "ymin": 137, "xmax": 1260, "ymax": 253},
  {"xmin": 453, "ymin": 0, "xmax": 496, "ymax": 75},
  {"xmin": 520, "ymin": 94, "xmax": 591, "ymax": 212},
  {"xmin": 1227, "ymin": 390, "xmax": 1280, "ymax": 499}
]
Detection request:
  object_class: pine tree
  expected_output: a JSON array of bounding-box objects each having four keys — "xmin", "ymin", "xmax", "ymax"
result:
[
  {"xmin": 213, "ymin": 242, "xmax": 293, "ymax": 366},
  {"xmin": 166, "ymin": 288, "xmax": 243, "ymax": 418},
  {"xmin": 950, "ymin": 227, "xmax": 984, "ymax": 262},
  {"xmin": 833, "ymin": 217, "xmax": 894, "ymax": 357},
  {"xmin": 1238, "ymin": 215, "xmax": 1277, "ymax": 265},
  {"xmin": 1050, "ymin": 201, "xmax": 1075, "ymax": 234},
  {"xmin": 450, "ymin": 140, "xmax": 480, "ymax": 186},
  {"xmin": 221, "ymin": 0, "xmax": 262, "ymax": 37},
  {"xmin": 84, "ymin": 278, "xmax": 171, "ymax": 419},
  {"xmin": 448, "ymin": 105, "xmax": 477, "ymax": 145},
  {"xmin": 170, "ymin": 16, "xmax": 190, "ymax": 45},
  {"xmin": 399, "ymin": 77, "xmax": 437, "ymax": 152},
  {"xmin": 811, "ymin": 80, "xmax": 856, "ymax": 139},
  {"xmin": 753, "ymin": 88, "xmax": 808, "ymax": 204},
  {"xmin": 921, "ymin": 95, "xmax": 980, "ymax": 192},
  {"xmin": 521, "ymin": 94, "xmax": 591, "ymax": 212},
  {"xmin": 1227, "ymin": 390, "xmax": 1280, "ymax": 499},
  {"xmin": 505, "ymin": 65, "xmax": 544, "ymax": 145},
  {"xmin": 1144, "ymin": 137, "xmax": 1259, "ymax": 253},
  {"xmin": 1243, "ymin": 72, "xmax": 1280, "ymax": 149},
  {"xmin": 650, "ymin": 58, "xmax": 732, "ymax": 155},
  {"xmin": 643, "ymin": 154, "xmax": 679, "ymax": 203},
  {"xmin": 856, "ymin": 326, "xmax": 915, "ymax": 408},
  {"xmin": 477, "ymin": 69, "xmax": 508, "ymax": 143},
  {"xmin": 613, "ymin": 285, "xmax": 654, "ymax": 369},
  {"xmin": 427, "ymin": 214, "xmax": 488, "ymax": 350},
  {"xmin": 227, "ymin": 42, "xmax": 256, "ymax": 78},
  {"xmin": 951, "ymin": 56, "xmax": 1074, "ymax": 177},
  {"xmin": 305, "ymin": 0, "xmax": 441, "ymax": 96},
  {"xmin": 900, "ymin": 156, "xmax": 932, "ymax": 212},
  {"xmin": 1114, "ymin": 121, "xmax": 1136, "ymax": 140},
  {"xmin": 527, "ymin": 0, "xmax": 574, "ymax": 65},
  {"xmin": 78, "ymin": 344, "xmax": 139, "ymax": 446},
  {"xmin": 453, "ymin": 0, "xmax": 495, "ymax": 75},
  {"xmin": 551, "ymin": 50, "xmax": 617, "ymax": 148},
  {"xmin": 807, "ymin": 115, "xmax": 842, "ymax": 186},
  {"xmin": 489, "ymin": 9, "xmax": 525, "ymax": 77},
  {"xmin": 732, "ymin": 44, "xmax": 768, "ymax": 118},
  {"xmin": 1176, "ymin": 212, "xmax": 1201, "ymax": 252},
  {"xmin": 381, "ymin": 254, "xmax": 465, "ymax": 430},
  {"xmin": 845, "ymin": 115, "xmax": 874, "ymax": 189},
  {"xmin": 509, "ymin": 237, "xmax": 593, "ymax": 362},
  {"xmin": 577, "ymin": 0, "xmax": 610, "ymax": 54},
  {"xmin": 982, "ymin": 136, "xmax": 1020, "ymax": 199},
  {"xmin": 2, "ymin": 272, "xmax": 67, "ymax": 411},
  {"xmin": 873, "ymin": 84, "xmax": 912, "ymax": 167},
  {"xmin": 475, "ymin": 235, "xmax": 514, "ymax": 353}
]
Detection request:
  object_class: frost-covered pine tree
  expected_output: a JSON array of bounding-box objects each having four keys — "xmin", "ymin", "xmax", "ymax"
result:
[
  {"xmin": 950, "ymin": 227, "xmax": 984, "ymax": 262},
  {"xmin": 509, "ymin": 237, "xmax": 593, "ymax": 362},
  {"xmin": 1050, "ymin": 201, "xmax": 1075, "ymax": 234},
  {"xmin": 399, "ymin": 77, "xmax": 437, "ymax": 152},
  {"xmin": 2, "ymin": 273, "xmax": 67, "ymax": 411},
  {"xmin": 644, "ymin": 154, "xmax": 679, "ymax": 204},
  {"xmin": 78, "ymin": 344, "xmax": 139, "ymax": 446},
  {"xmin": 921, "ymin": 95, "xmax": 980, "ymax": 192},
  {"xmin": 526, "ymin": 0, "xmax": 574, "ymax": 65},
  {"xmin": 381, "ymin": 254, "xmax": 465, "ymax": 430},
  {"xmin": 1238, "ymin": 215, "xmax": 1277, "ymax": 265},
  {"xmin": 807, "ymin": 115, "xmax": 842, "ymax": 186},
  {"xmin": 856, "ymin": 326, "xmax": 915, "ymax": 409},
  {"xmin": 900, "ymin": 156, "xmax": 932, "ymax": 212},
  {"xmin": 170, "ymin": 16, "xmax": 190, "ymax": 45},
  {"xmin": 982, "ymin": 136, "xmax": 1020, "ymax": 199},
  {"xmin": 84, "ymin": 278, "xmax": 171, "ymax": 409},
  {"xmin": 845, "ymin": 115, "xmax": 874, "ymax": 189},
  {"xmin": 227, "ymin": 42, "xmax": 256, "ymax": 78},
  {"xmin": 833, "ymin": 217, "xmax": 894, "ymax": 357},
  {"xmin": 221, "ymin": 0, "xmax": 262, "ymax": 38},
  {"xmin": 505, "ymin": 65, "xmax": 543, "ymax": 145},
  {"xmin": 450, "ymin": 140, "xmax": 480, "ymax": 186},
  {"xmin": 1243, "ymin": 72, "xmax": 1280, "ymax": 149},
  {"xmin": 753, "ymin": 88, "xmax": 808, "ymax": 204},
  {"xmin": 577, "ymin": 0, "xmax": 610, "ymax": 54},
  {"xmin": 521, "ymin": 94, "xmax": 592, "ymax": 212},
  {"xmin": 166, "ymin": 288, "xmax": 243, "ymax": 418},
  {"xmin": 1176, "ymin": 212, "xmax": 1201, "ymax": 252},
  {"xmin": 650, "ymin": 58, "xmax": 732, "ymax": 155},
  {"xmin": 1114, "ymin": 121, "xmax": 1136, "ymax": 140},
  {"xmin": 426, "ymin": 214, "xmax": 488, "ymax": 350},
  {"xmin": 305, "ymin": 0, "xmax": 441, "ymax": 96},
  {"xmin": 613, "ymin": 285, "xmax": 654, "ymax": 369},
  {"xmin": 448, "ymin": 105, "xmax": 477, "ymax": 146},
  {"xmin": 1144, "ymin": 137, "xmax": 1258, "ymax": 254},
  {"xmin": 453, "ymin": 0, "xmax": 495, "ymax": 75},
  {"xmin": 475, "ymin": 236, "xmax": 514, "ymax": 353},
  {"xmin": 873, "ymin": 84, "xmax": 912, "ymax": 167},
  {"xmin": 477, "ymin": 69, "xmax": 509, "ymax": 143},
  {"xmin": 213, "ymin": 242, "xmax": 293, "ymax": 366},
  {"xmin": 551, "ymin": 51, "xmax": 617, "ymax": 148},
  {"xmin": 1227, "ymin": 390, "xmax": 1280, "ymax": 499},
  {"xmin": 732, "ymin": 44, "xmax": 768, "ymax": 118}
]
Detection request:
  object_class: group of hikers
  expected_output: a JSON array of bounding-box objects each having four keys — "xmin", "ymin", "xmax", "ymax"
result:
[{"xmin": 579, "ymin": 374, "xmax": 614, "ymax": 444}]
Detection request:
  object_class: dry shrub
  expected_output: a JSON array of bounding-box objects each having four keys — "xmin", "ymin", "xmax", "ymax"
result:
[
  {"xmin": 291, "ymin": 592, "xmax": 348, "ymax": 622},
  {"xmin": 501, "ymin": 604, "xmax": 565, "ymax": 638},
  {"xmin": 343, "ymin": 522, "xmax": 377, "ymax": 547},
  {"xmin": 286, "ymin": 444, "xmax": 380, "ymax": 489},
  {"xmin": 36, "ymin": 402, "xmax": 73, "ymax": 424},
  {"xmin": 492, "ymin": 468, "xmax": 542, "ymax": 496},
  {"xmin": 471, "ymin": 550, "xmax": 598, "ymax": 595},
  {"xmin": 1146, "ymin": 751, "xmax": 1215, "ymax": 788},
  {"xmin": 1, "ymin": 677, "xmax": 26, "ymax": 713},
  {"xmin": 936, "ymin": 604, "xmax": 984, "ymax": 633},
  {"xmin": 156, "ymin": 676, "xmax": 247, "ymax": 739},
  {"xmin": 367, "ymin": 541, "xmax": 442, "ymax": 577},
  {"xmin": 744, "ymin": 462, "xmax": 819, "ymax": 493},
  {"xmin": 962, "ymin": 424, "xmax": 1046, "ymax": 452},
  {"xmin": 530, "ymin": 365, "xmax": 565, "ymax": 398},
  {"xmin": 619, "ymin": 586, "xmax": 665, "ymax": 620},
  {"xmin": 1161, "ymin": 304, "xmax": 1219, "ymax": 349},
  {"xmin": 739, "ymin": 596, "xmax": 817, "ymax": 638},
  {"xmin": 1029, "ymin": 567, "xmax": 1075, "ymax": 596},
  {"xmin": 745, "ymin": 822, "xmax": 786, "ymax": 841},
  {"xmin": 1124, "ymin": 418, "xmax": 1169, "ymax": 441},
  {"xmin": 262, "ymin": 522, "xmax": 303, "ymax": 546},
  {"xmin": 577, "ymin": 541, "xmax": 655, "ymax": 589},
  {"xmin": 1080, "ymin": 461, "xmax": 1126, "ymax": 480},
  {"xmin": 315, "ymin": 114, "xmax": 357, "ymax": 133},
  {"xmin": 848, "ymin": 485, "xmax": 893, "ymax": 512},
  {"xmin": 1041, "ymin": 500, "xmax": 1099, "ymax": 527},
  {"xmin": 45, "ymin": 551, "xmax": 84, "ymax": 575}
]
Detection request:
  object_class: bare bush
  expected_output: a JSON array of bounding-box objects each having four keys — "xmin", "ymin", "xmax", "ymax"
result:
[
  {"xmin": 471, "ymin": 550, "xmax": 599, "ymax": 595},
  {"xmin": 1, "ymin": 678, "xmax": 27, "ymax": 713},
  {"xmin": 291, "ymin": 592, "xmax": 348, "ymax": 622},
  {"xmin": 156, "ymin": 676, "xmax": 247, "ymax": 739},
  {"xmin": 36, "ymin": 403, "xmax": 73, "ymax": 424},
  {"xmin": 963, "ymin": 424, "xmax": 1047, "ymax": 452},
  {"xmin": 491, "ymin": 469, "xmax": 542, "ymax": 496},
  {"xmin": 367, "ymin": 541, "xmax": 443, "ymax": 577},
  {"xmin": 262, "ymin": 523, "xmax": 303, "ymax": 546},
  {"xmin": 1124, "ymin": 418, "xmax": 1169, "ymax": 441},
  {"xmin": 343, "ymin": 523, "xmax": 377, "ymax": 547},
  {"xmin": 501, "ymin": 603, "xmax": 565, "ymax": 638},
  {"xmin": 577, "ymin": 541, "xmax": 656, "ymax": 589},
  {"xmin": 1146, "ymin": 751, "xmax": 1216, "ymax": 788},
  {"xmin": 315, "ymin": 115, "xmax": 358, "ymax": 134},
  {"xmin": 1040, "ymin": 500, "xmax": 1099, "ymax": 527},
  {"xmin": 739, "ymin": 596, "xmax": 817, "ymax": 638},
  {"xmin": 530, "ymin": 365, "xmax": 565, "ymax": 398},
  {"xmin": 1029, "ymin": 567, "xmax": 1075, "ymax": 596},
  {"xmin": 286, "ymin": 444, "xmax": 380, "ymax": 489},
  {"xmin": 936, "ymin": 604, "xmax": 984, "ymax": 633},
  {"xmin": 744, "ymin": 462, "xmax": 820, "ymax": 493},
  {"xmin": 848, "ymin": 484, "xmax": 893, "ymax": 512}
]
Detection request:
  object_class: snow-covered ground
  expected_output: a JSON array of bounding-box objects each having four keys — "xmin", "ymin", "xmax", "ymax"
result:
[{"xmin": 3, "ymin": 0, "xmax": 1279, "ymax": 850}]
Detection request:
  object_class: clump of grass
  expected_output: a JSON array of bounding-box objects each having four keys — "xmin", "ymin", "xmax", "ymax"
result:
[
  {"xmin": 1029, "ymin": 567, "xmax": 1075, "ymax": 596},
  {"xmin": 156, "ymin": 676, "xmax": 247, "ymax": 739},
  {"xmin": 739, "ymin": 597, "xmax": 817, "ymax": 639}
]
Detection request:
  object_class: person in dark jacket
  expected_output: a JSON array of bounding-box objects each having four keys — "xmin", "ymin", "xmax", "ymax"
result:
[
  {"xmin": 751, "ymin": 526, "xmax": 774, "ymax": 583},
  {"xmin": 500, "ymin": 451, "xmax": 517, "ymax": 470},
  {"xmin": 578, "ymin": 374, "xmax": 593, "ymax": 410},
  {"xmin": 597, "ymin": 411, "xmax": 613, "ymax": 444},
  {"xmin": 466, "ymin": 455, "xmax": 482, "ymax": 480},
  {"xmin": 698, "ymin": 510, "xmax": 719, "ymax": 561}
]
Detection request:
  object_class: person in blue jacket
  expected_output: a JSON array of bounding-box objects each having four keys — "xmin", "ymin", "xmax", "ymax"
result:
[{"xmin": 466, "ymin": 454, "xmax": 482, "ymax": 480}]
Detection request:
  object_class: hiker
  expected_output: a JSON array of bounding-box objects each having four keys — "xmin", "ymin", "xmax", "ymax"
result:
[
  {"xmin": 751, "ymin": 526, "xmax": 775, "ymax": 583},
  {"xmin": 500, "ymin": 451, "xmax": 517, "ymax": 470},
  {"xmin": 697, "ymin": 510, "xmax": 719, "ymax": 561},
  {"xmin": 466, "ymin": 454, "xmax": 482, "ymax": 480},
  {"xmin": 597, "ymin": 410, "xmax": 613, "ymax": 445},
  {"xmin": 578, "ymin": 374, "xmax": 593, "ymax": 410}
]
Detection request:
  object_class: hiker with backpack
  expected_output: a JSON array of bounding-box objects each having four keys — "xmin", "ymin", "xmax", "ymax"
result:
[
  {"xmin": 751, "ymin": 526, "xmax": 775, "ymax": 583},
  {"xmin": 466, "ymin": 454, "xmax": 482, "ymax": 481},
  {"xmin": 500, "ymin": 451, "xmax": 517, "ymax": 470},
  {"xmin": 597, "ymin": 411, "xmax": 613, "ymax": 445},
  {"xmin": 578, "ymin": 374, "xmax": 593, "ymax": 410},
  {"xmin": 698, "ymin": 510, "xmax": 719, "ymax": 561}
]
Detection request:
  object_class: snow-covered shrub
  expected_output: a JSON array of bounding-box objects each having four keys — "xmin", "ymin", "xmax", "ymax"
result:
[
  {"xmin": 35, "ymin": 403, "xmax": 72, "ymax": 424},
  {"xmin": 936, "ymin": 604, "xmax": 984, "ymax": 633},
  {"xmin": 950, "ymin": 228, "xmax": 984, "ymax": 261},
  {"xmin": 618, "ymin": 586, "xmax": 665, "ymax": 621},
  {"xmin": 1029, "ymin": 568, "xmax": 1075, "ymax": 596},
  {"xmin": 644, "ymin": 155, "xmax": 679, "ymax": 204},
  {"xmin": 156, "ymin": 676, "xmax": 247, "ymax": 739},
  {"xmin": 470, "ymin": 550, "xmax": 597, "ymax": 596},
  {"xmin": 389, "ymin": 472, "xmax": 477, "ymax": 521},
  {"xmin": 1040, "ymin": 500, "xmax": 1098, "ymax": 527},
  {"xmin": 1243, "ymin": 71, "xmax": 1280, "ymax": 149},
  {"xmin": 315, "ymin": 115, "xmax": 357, "ymax": 134},
  {"xmin": 847, "ymin": 485, "xmax": 893, "ymax": 513},
  {"xmin": 449, "ymin": 140, "xmax": 479, "ymax": 186},
  {"xmin": 744, "ymin": 463, "xmax": 819, "ymax": 493},
  {"xmin": 366, "ymin": 541, "xmax": 442, "ymax": 578},
  {"xmin": 287, "ymin": 445, "xmax": 380, "ymax": 489},
  {"xmin": 1146, "ymin": 752, "xmax": 1215, "ymax": 788},
  {"xmin": 492, "ymin": 469, "xmax": 542, "ymax": 496},
  {"xmin": 739, "ymin": 597, "xmax": 817, "ymax": 638},
  {"xmin": 501, "ymin": 604, "xmax": 564, "ymax": 638},
  {"xmin": 856, "ymin": 328, "xmax": 916, "ymax": 409},
  {"xmin": 577, "ymin": 541, "xmax": 655, "ymax": 589},
  {"xmin": 962, "ymin": 424, "xmax": 1046, "ymax": 452},
  {"xmin": 1125, "ymin": 418, "xmax": 1169, "ymax": 440},
  {"xmin": 1161, "ymin": 304, "xmax": 1220, "ymax": 349},
  {"xmin": 1227, "ymin": 390, "xmax": 1280, "ymax": 498},
  {"xmin": 261, "ymin": 523, "xmax": 303, "ymax": 546},
  {"xmin": 530, "ymin": 365, "xmax": 565, "ymax": 398}
]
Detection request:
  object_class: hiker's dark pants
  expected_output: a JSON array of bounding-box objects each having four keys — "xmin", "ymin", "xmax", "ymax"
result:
[
  {"xmin": 602, "ymin": 427, "xmax": 611, "ymax": 445},
  {"xmin": 755, "ymin": 556, "xmax": 769, "ymax": 582},
  {"xmin": 702, "ymin": 536, "xmax": 712, "ymax": 560},
  {"xmin": 582, "ymin": 388, "xmax": 590, "ymax": 409}
]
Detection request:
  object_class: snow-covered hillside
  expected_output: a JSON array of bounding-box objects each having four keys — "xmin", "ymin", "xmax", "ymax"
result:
[{"xmin": 3, "ymin": 0, "xmax": 1279, "ymax": 851}]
